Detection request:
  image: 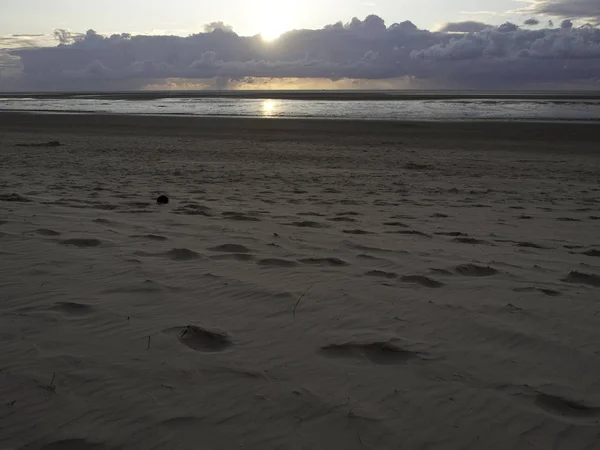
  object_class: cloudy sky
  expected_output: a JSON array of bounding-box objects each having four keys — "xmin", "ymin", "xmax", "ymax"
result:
[{"xmin": 1, "ymin": 0, "xmax": 599, "ymax": 90}]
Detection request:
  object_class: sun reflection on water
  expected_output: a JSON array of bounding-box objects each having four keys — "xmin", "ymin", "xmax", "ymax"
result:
[{"xmin": 261, "ymin": 99, "xmax": 278, "ymax": 117}]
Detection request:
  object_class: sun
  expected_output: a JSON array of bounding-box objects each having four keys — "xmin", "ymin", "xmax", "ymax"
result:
[
  {"xmin": 261, "ymin": 26, "xmax": 287, "ymax": 42},
  {"xmin": 256, "ymin": 0, "xmax": 293, "ymax": 41}
]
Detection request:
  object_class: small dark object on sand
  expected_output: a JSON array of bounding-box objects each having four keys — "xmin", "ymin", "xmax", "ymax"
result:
[{"xmin": 157, "ymin": 195, "xmax": 169, "ymax": 205}]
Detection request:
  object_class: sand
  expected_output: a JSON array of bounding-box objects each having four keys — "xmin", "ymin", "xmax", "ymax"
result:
[{"xmin": 1, "ymin": 113, "xmax": 599, "ymax": 450}]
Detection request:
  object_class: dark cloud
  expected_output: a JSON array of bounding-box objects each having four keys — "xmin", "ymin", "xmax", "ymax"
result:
[
  {"xmin": 203, "ymin": 22, "xmax": 234, "ymax": 34},
  {"xmin": 439, "ymin": 21, "xmax": 491, "ymax": 33},
  {"xmin": 4, "ymin": 15, "xmax": 600, "ymax": 90},
  {"xmin": 524, "ymin": 18, "xmax": 540, "ymax": 26},
  {"xmin": 525, "ymin": 0, "xmax": 600, "ymax": 23}
]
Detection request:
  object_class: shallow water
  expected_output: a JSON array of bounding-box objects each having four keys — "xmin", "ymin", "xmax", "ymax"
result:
[{"xmin": 1, "ymin": 96, "xmax": 600, "ymax": 121}]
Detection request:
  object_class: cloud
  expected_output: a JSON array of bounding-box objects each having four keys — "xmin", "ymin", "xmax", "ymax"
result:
[
  {"xmin": 3, "ymin": 15, "xmax": 600, "ymax": 90},
  {"xmin": 438, "ymin": 21, "xmax": 492, "ymax": 33},
  {"xmin": 522, "ymin": 0, "xmax": 600, "ymax": 23},
  {"xmin": 524, "ymin": 18, "xmax": 540, "ymax": 26},
  {"xmin": 203, "ymin": 22, "xmax": 234, "ymax": 34}
]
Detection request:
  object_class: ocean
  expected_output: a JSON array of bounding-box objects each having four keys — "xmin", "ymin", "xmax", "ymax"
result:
[{"xmin": 1, "ymin": 91, "xmax": 599, "ymax": 121}]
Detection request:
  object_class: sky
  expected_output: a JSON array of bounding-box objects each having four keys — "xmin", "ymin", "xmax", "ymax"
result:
[
  {"xmin": 0, "ymin": 0, "xmax": 525, "ymax": 36},
  {"xmin": 1, "ymin": 0, "xmax": 599, "ymax": 90}
]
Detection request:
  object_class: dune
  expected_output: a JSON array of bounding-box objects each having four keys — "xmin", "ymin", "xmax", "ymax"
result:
[{"xmin": 1, "ymin": 113, "xmax": 599, "ymax": 450}]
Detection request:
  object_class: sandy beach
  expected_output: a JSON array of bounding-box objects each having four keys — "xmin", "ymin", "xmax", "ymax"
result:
[{"xmin": 1, "ymin": 113, "xmax": 599, "ymax": 450}]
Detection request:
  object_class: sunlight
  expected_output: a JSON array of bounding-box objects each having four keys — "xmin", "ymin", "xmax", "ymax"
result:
[
  {"xmin": 261, "ymin": 99, "xmax": 278, "ymax": 116},
  {"xmin": 256, "ymin": 0, "xmax": 293, "ymax": 41}
]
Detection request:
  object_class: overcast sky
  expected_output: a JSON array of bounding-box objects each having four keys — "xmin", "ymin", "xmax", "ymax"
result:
[{"xmin": 1, "ymin": 0, "xmax": 599, "ymax": 90}]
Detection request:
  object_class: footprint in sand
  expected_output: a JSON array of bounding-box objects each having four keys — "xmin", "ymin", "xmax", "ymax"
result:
[
  {"xmin": 39, "ymin": 439, "xmax": 114, "ymax": 450},
  {"xmin": 165, "ymin": 325, "xmax": 233, "ymax": 353},
  {"xmin": 366, "ymin": 270, "xmax": 397, "ymax": 279},
  {"xmin": 343, "ymin": 229, "xmax": 372, "ymax": 235},
  {"xmin": 452, "ymin": 237, "xmax": 490, "ymax": 245},
  {"xmin": 257, "ymin": 258, "xmax": 299, "ymax": 268},
  {"xmin": 400, "ymin": 275, "xmax": 444, "ymax": 288},
  {"xmin": 130, "ymin": 234, "xmax": 168, "ymax": 241},
  {"xmin": 34, "ymin": 229, "xmax": 62, "ymax": 236},
  {"xmin": 562, "ymin": 271, "xmax": 600, "ymax": 287},
  {"xmin": 513, "ymin": 287, "xmax": 561, "ymax": 296},
  {"xmin": 222, "ymin": 212, "xmax": 260, "ymax": 222},
  {"xmin": 208, "ymin": 244, "xmax": 252, "ymax": 253},
  {"xmin": 318, "ymin": 341, "xmax": 427, "ymax": 365},
  {"xmin": 497, "ymin": 384, "xmax": 600, "ymax": 424},
  {"xmin": 387, "ymin": 230, "xmax": 430, "ymax": 238},
  {"xmin": 328, "ymin": 217, "xmax": 357, "ymax": 223},
  {"xmin": 165, "ymin": 248, "xmax": 201, "ymax": 261},
  {"xmin": 455, "ymin": 264, "xmax": 498, "ymax": 277},
  {"xmin": 211, "ymin": 253, "xmax": 255, "ymax": 262},
  {"xmin": 60, "ymin": 238, "xmax": 103, "ymax": 248},
  {"xmin": 288, "ymin": 220, "xmax": 329, "ymax": 228},
  {"xmin": 298, "ymin": 257, "xmax": 349, "ymax": 267},
  {"xmin": 49, "ymin": 302, "xmax": 94, "ymax": 316},
  {"xmin": 435, "ymin": 231, "xmax": 468, "ymax": 237}
]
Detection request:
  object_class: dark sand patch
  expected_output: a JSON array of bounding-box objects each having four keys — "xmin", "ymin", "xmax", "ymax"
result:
[{"xmin": 319, "ymin": 341, "xmax": 425, "ymax": 365}]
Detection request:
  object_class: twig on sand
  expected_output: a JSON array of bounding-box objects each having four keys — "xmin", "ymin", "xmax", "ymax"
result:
[{"xmin": 293, "ymin": 284, "xmax": 314, "ymax": 318}]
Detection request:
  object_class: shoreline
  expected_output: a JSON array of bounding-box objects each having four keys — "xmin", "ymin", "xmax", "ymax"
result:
[
  {"xmin": 1, "ymin": 111, "xmax": 598, "ymax": 143},
  {"xmin": 2, "ymin": 109, "xmax": 600, "ymax": 126},
  {"xmin": 3, "ymin": 90, "xmax": 600, "ymax": 101}
]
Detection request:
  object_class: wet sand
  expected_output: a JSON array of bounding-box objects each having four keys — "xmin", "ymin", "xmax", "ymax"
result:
[{"xmin": 1, "ymin": 113, "xmax": 599, "ymax": 450}]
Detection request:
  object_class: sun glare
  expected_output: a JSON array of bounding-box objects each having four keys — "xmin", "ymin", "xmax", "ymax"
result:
[{"xmin": 256, "ymin": 0, "xmax": 293, "ymax": 41}]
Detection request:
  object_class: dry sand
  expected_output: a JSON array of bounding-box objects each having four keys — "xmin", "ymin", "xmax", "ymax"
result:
[{"xmin": 1, "ymin": 113, "xmax": 600, "ymax": 450}]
